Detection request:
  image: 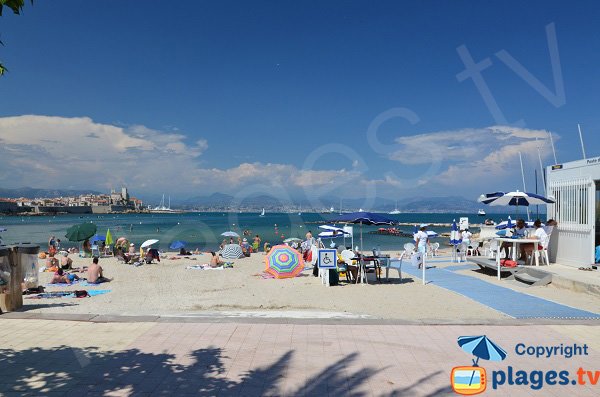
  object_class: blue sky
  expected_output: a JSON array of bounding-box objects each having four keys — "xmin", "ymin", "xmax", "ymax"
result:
[{"xmin": 1, "ymin": 1, "xmax": 599, "ymax": 204}]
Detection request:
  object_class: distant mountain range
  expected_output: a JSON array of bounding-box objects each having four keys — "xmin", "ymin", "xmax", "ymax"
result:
[
  {"xmin": 2, "ymin": 187, "xmax": 540, "ymax": 214},
  {"xmin": 0, "ymin": 187, "xmax": 102, "ymax": 198},
  {"xmin": 177, "ymin": 193, "xmax": 513, "ymax": 213}
]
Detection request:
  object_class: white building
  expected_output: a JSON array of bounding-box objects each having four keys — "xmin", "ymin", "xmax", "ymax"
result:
[{"xmin": 546, "ymin": 156, "xmax": 600, "ymax": 267}]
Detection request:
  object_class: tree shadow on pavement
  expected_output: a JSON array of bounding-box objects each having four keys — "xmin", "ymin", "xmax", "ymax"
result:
[{"xmin": 0, "ymin": 346, "xmax": 451, "ymax": 396}]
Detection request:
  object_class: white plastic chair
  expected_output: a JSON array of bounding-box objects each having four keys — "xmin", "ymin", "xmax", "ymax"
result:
[
  {"xmin": 528, "ymin": 247, "xmax": 550, "ymax": 266},
  {"xmin": 403, "ymin": 243, "xmax": 415, "ymax": 254},
  {"xmin": 488, "ymin": 240, "xmax": 499, "ymax": 259},
  {"xmin": 430, "ymin": 242, "xmax": 440, "ymax": 257},
  {"xmin": 91, "ymin": 245, "xmax": 100, "ymax": 258},
  {"xmin": 456, "ymin": 243, "xmax": 467, "ymax": 262},
  {"xmin": 386, "ymin": 256, "xmax": 403, "ymax": 282},
  {"xmin": 482, "ymin": 241, "xmax": 491, "ymax": 257},
  {"xmin": 467, "ymin": 241, "xmax": 479, "ymax": 256}
]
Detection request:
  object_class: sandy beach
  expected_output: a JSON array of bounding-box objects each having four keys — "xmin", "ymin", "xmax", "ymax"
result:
[{"xmin": 26, "ymin": 249, "xmax": 600, "ymax": 322}]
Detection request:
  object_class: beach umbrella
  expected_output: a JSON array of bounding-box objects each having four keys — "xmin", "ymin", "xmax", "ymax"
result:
[
  {"xmin": 90, "ymin": 234, "xmax": 106, "ymax": 244},
  {"xmin": 450, "ymin": 220, "xmax": 462, "ymax": 245},
  {"xmin": 65, "ymin": 223, "xmax": 97, "ymax": 242},
  {"xmin": 264, "ymin": 244, "xmax": 304, "ymax": 279},
  {"xmin": 495, "ymin": 218, "xmax": 536, "ymax": 229},
  {"xmin": 105, "ymin": 229, "xmax": 114, "ymax": 246},
  {"xmin": 478, "ymin": 191, "xmax": 555, "ymax": 215},
  {"xmin": 221, "ymin": 244, "xmax": 243, "ymax": 259},
  {"xmin": 331, "ymin": 211, "xmax": 395, "ymax": 252},
  {"xmin": 141, "ymin": 239, "xmax": 159, "ymax": 248},
  {"xmin": 317, "ymin": 231, "xmax": 348, "ymax": 238},
  {"xmin": 426, "ymin": 230, "xmax": 438, "ymax": 238},
  {"xmin": 318, "ymin": 225, "xmax": 346, "ymax": 232},
  {"xmin": 169, "ymin": 240, "xmax": 187, "ymax": 250},
  {"xmin": 221, "ymin": 231, "xmax": 240, "ymax": 238}
]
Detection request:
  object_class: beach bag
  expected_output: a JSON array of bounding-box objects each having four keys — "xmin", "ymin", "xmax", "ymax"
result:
[
  {"xmin": 328, "ymin": 269, "xmax": 339, "ymax": 286},
  {"xmin": 500, "ymin": 259, "xmax": 517, "ymax": 268},
  {"xmin": 74, "ymin": 290, "xmax": 89, "ymax": 298}
]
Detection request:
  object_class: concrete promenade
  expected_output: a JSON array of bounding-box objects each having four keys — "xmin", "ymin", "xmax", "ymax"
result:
[{"xmin": 0, "ymin": 317, "xmax": 599, "ymax": 396}]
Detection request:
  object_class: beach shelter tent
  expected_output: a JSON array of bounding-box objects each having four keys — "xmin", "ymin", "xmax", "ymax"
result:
[
  {"xmin": 221, "ymin": 244, "xmax": 243, "ymax": 259},
  {"xmin": 65, "ymin": 223, "xmax": 97, "ymax": 242},
  {"xmin": 264, "ymin": 244, "xmax": 304, "ymax": 279},
  {"xmin": 331, "ymin": 211, "xmax": 395, "ymax": 252}
]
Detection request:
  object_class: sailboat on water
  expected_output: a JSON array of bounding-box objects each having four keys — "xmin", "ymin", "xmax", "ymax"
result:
[
  {"xmin": 259, "ymin": 208, "xmax": 265, "ymax": 217},
  {"xmin": 148, "ymin": 194, "xmax": 181, "ymax": 213},
  {"xmin": 389, "ymin": 201, "xmax": 401, "ymax": 215}
]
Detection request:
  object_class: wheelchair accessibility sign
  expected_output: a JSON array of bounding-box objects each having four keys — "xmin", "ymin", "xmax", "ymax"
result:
[{"xmin": 318, "ymin": 249, "xmax": 337, "ymax": 269}]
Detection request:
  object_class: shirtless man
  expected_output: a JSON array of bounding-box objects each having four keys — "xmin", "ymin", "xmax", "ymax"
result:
[
  {"xmin": 209, "ymin": 251, "xmax": 223, "ymax": 268},
  {"xmin": 87, "ymin": 257, "xmax": 109, "ymax": 284}
]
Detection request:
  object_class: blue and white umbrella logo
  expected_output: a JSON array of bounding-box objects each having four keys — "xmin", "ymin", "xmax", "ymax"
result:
[
  {"xmin": 458, "ymin": 335, "xmax": 507, "ymax": 365},
  {"xmin": 457, "ymin": 335, "xmax": 507, "ymax": 388}
]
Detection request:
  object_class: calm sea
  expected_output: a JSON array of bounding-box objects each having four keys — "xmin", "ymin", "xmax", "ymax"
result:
[{"xmin": 0, "ymin": 212, "xmax": 518, "ymax": 251}]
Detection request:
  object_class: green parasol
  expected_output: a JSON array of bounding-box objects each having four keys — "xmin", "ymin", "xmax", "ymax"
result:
[
  {"xmin": 65, "ymin": 223, "xmax": 97, "ymax": 242},
  {"xmin": 105, "ymin": 228, "xmax": 114, "ymax": 246}
]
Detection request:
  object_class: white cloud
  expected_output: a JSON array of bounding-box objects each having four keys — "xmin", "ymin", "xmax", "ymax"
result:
[
  {"xmin": 0, "ymin": 115, "xmax": 208, "ymax": 194},
  {"xmin": 388, "ymin": 125, "xmax": 556, "ymax": 189},
  {"xmin": 0, "ymin": 115, "xmax": 360, "ymax": 196}
]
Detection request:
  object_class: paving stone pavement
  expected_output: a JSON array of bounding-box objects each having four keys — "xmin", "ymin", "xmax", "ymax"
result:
[{"xmin": 0, "ymin": 319, "xmax": 599, "ymax": 396}]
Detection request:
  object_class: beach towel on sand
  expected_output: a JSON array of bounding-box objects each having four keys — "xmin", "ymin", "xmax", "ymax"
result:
[
  {"xmin": 25, "ymin": 290, "xmax": 111, "ymax": 299},
  {"xmin": 46, "ymin": 280, "xmax": 108, "ymax": 287},
  {"xmin": 186, "ymin": 263, "xmax": 233, "ymax": 270}
]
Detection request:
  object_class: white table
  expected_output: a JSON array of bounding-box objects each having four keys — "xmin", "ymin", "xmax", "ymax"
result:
[{"xmin": 493, "ymin": 237, "xmax": 540, "ymax": 280}]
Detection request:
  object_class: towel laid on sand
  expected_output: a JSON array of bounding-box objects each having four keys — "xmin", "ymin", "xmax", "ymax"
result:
[
  {"xmin": 186, "ymin": 263, "xmax": 233, "ymax": 270},
  {"xmin": 25, "ymin": 290, "xmax": 111, "ymax": 299},
  {"xmin": 46, "ymin": 280, "xmax": 109, "ymax": 287}
]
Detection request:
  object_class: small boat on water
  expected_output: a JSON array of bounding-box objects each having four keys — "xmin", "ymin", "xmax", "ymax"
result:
[
  {"xmin": 259, "ymin": 208, "xmax": 265, "ymax": 217},
  {"xmin": 389, "ymin": 201, "xmax": 401, "ymax": 214},
  {"xmin": 478, "ymin": 209, "xmax": 486, "ymax": 216}
]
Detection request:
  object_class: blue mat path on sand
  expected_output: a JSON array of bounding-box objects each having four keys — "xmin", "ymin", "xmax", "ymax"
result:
[{"xmin": 401, "ymin": 263, "xmax": 600, "ymax": 319}]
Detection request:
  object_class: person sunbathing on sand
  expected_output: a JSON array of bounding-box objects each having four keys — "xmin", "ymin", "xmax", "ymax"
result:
[
  {"xmin": 210, "ymin": 251, "xmax": 224, "ymax": 268},
  {"xmin": 51, "ymin": 268, "xmax": 79, "ymax": 284}
]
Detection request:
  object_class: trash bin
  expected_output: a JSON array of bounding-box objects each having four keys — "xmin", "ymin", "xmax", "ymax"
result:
[
  {"xmin": 18, "ymin": 244, "xmax": 40, "ymax": 290},
  {"xmin": 0, "ymin": 243, "xmax": 40, "ymax": 312},
  {"xmin": 0, "ymin": 245, "xmax": 13, "ymax": 312}
]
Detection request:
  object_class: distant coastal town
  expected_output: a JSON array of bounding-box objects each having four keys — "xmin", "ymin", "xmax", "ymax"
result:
[{"xmin": 0, "ymin": 187, "xmax": 144, "ymax": 215}]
